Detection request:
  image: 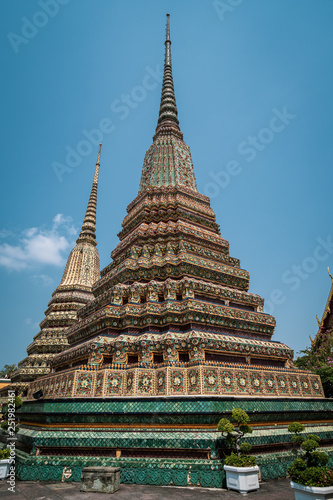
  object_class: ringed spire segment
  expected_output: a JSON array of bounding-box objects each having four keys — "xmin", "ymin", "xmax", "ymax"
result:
[
  {"xmin": 165, "ymin": 13, "xmax": 171, "ymax": 65},
  {"xmin": 155, "ymin": 14, "xmax": 182, "ymax": 139},
  {"xmin": 76, "ymin": 143, "xmax": 102, "ymax": 246}
]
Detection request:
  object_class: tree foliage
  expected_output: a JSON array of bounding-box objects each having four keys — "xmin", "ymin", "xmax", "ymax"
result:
[
  {"xmin": 0, "ymin": 364, "xmax": 17, "ymax": 378},
  {"xmin": 295, "ymin": 342, "xmax": 333, "ymax": 398},
  {"xmin": 0, "ymin": 449, "xmax": 10, "ymax": 460},
  {"xmin": 1, "ymin": 396, "xmax": 22, "ymax": 434}
]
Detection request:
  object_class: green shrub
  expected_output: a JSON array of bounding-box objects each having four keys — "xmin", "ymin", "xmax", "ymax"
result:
[
  {"xmin": 231, "ymin": 408, "xmax": 250, "ymax": 425},
  {"xmin": 290, "ymin": 467, "xmax": 333, "ymax": 487},
  {"xmin": 287, "ymin": 422, "xmax": 333, "ymax": 487},
  {"xmin": 309, "ymin": 451, "xmax": 329, "ymax": 467},
  {"xmin": 288, "ymin": 457, "xmax": 307, "ymax": 477},
  {"xmin": 224, "ymin": 452, "xmax": 256, "ymax": 468},
  {"xmin": 301, "ymin": 438, "xmax": 320, "ymax": 453},
  {"xmin": 307, "ymin": 434, "xmax": 320, "ymax": 444},
  {"xmin": 240, "ymin": 442, "xmax": 252, "ymax": 454},
  {"xmin": 288, "ymin": 422, "xmax": 305, "ymax": 435},
  {"xmin": 0, "ymin": 449, "xmax": 10, "ymax": 460},
  {"xmin": 217, "ymin": 418, "xmax": 235, "ymax": 435},
  {"xmin": 0, "ymin": 421, "xmax": 8, "ymax": 431},
  {"xmin": 291, "ymin": 435, "xmax": 304, "ymax": 446},
  {"xmin": 1, "ymin": 396, "xmax": 22, "ymax": 435}
]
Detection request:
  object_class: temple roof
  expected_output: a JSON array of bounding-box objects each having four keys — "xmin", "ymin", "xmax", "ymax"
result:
[{"xmin": 317, "ymin": 269, "xmax": 333, "ymax": 332}]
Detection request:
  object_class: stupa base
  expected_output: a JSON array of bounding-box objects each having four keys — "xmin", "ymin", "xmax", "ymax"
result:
[
  {"xmin": 14, "ymin": 448, "xmax": 333, "ymax": 487},
  {"xmin": 10, "ymin": 395, "xmax": 333, "ymax": 487}
]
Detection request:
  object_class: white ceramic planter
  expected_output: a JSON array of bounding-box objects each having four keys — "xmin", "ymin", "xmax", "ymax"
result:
[
  {"xmin": 290, "ymin": 481, "xmax": 333, "ymax": 500},
  {"xmin": 224, "ymin": 465, "xmax": 259, "ymax": 494},
  {"xmin": 0, "ymin": 459, "xmax": 11, "ymax": 480}
]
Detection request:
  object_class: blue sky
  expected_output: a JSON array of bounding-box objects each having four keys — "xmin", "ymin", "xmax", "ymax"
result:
[{"xmin": 1, "ymin": 0, "xmax": 333, "ymax": 369}]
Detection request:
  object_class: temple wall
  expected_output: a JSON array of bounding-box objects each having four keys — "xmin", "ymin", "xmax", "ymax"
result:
[{"xmin": 26, "ymin": 363, "xmax": 324, "ymax": 399}]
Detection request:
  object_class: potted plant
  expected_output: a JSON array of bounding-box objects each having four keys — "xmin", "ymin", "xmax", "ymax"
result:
[
  {"xmin": 218, "ymin": 408, "xmax": 259, "ymax": 494},
  {"xmin": 288, "ymin": 422, "xmax": 333, "ymax": 499},
  {"xmin": 0, "ymin": 449, "xmax": 11, "ymax": 480}
]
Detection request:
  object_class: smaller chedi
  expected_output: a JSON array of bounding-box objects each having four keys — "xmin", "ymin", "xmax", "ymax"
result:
[{"xmin": 7, "ymin": 145, "xmax": 102, "ymax": 397}]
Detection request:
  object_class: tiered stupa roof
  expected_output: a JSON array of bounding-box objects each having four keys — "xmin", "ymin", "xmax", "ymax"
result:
[
  {"xmin": 10, "ymin": 145, "xmax": 102, "ymax": 395},
  {"xmin": 28, "ymin": 16, "xmax": 323, "ymax": 400}
]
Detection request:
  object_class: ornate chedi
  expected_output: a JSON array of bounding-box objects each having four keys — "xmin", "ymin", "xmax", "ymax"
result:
[
  {"xmin": 14, "ymin": 16, "xmax": 333, "ymax": 489},
  {"xmin": 27, "ymin": 15, "xmax": 321, "ymax": 400},
  {"xmin": 9, "ymin": 145, "xmax": 102, "ymax": 396}
]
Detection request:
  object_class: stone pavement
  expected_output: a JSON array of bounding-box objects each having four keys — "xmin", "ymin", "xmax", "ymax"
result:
[{"xmin": 0, "ymin": 478, "xmax": 294, "ymax": 499}]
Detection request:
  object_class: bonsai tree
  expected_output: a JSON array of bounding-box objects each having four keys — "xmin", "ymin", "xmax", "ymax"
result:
[
  {"xmin": 218, "ymin": 408, "xmax": 256, "ymax": 467},
  {"xmin": 287, "ymin": 422, "xmax": 333, "ymax": 487}
]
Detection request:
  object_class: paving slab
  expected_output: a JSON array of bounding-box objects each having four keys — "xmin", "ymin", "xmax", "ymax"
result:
[{"xmin": 0, "ymin": 478, "xmax": 294, "ymax": 499}]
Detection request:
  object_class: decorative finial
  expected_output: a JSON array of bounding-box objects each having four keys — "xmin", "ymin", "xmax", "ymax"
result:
[
  {"xmin": 166, "ymin": 14, "xmax": 171, "ymax": 45},
  {"xmin": 154, "ymin": 13, "xmax": 182, "ymax": 139},
  {"xmin": 77, "ymin": 145, "xmax": 102, "ymax": 246},
  {"xmin": 96, "ymin": 143, "xmax": 102, "ymax": 164},
  {"xmin": 93, "ymin": 143, "xmax": 102, "ymax": 183}
]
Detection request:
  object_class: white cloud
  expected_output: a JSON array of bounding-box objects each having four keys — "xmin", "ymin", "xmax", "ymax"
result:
[
  {"xmin": 53, "ymin": 214, "xmax": 77, "ymax": 236},
  {"xmin": 0, "ymin": 214, "xmax": 77, "ymax": 272},
  {"xmin": 0, "ymin": 229, "xmax": 15, "ymax": 239},
  {"xmin": 31, "ymin": 274, "xmax": 54, "ymax": 286},
  {"xmin": 24, "ymin": 318, "xmax": 40, "ymax": 330}
]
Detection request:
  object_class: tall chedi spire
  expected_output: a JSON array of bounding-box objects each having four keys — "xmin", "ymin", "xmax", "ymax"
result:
[
  {"xmin": 139, "ymin": 14, "xmax": 197, "ymax": 193},
  {"xmin": 9, "ymin": 146, "xmax": 102, "ymax": 396},
  {"xmin": 60, "ymin": 143, "xmax": 101, "ymax": 287}
]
